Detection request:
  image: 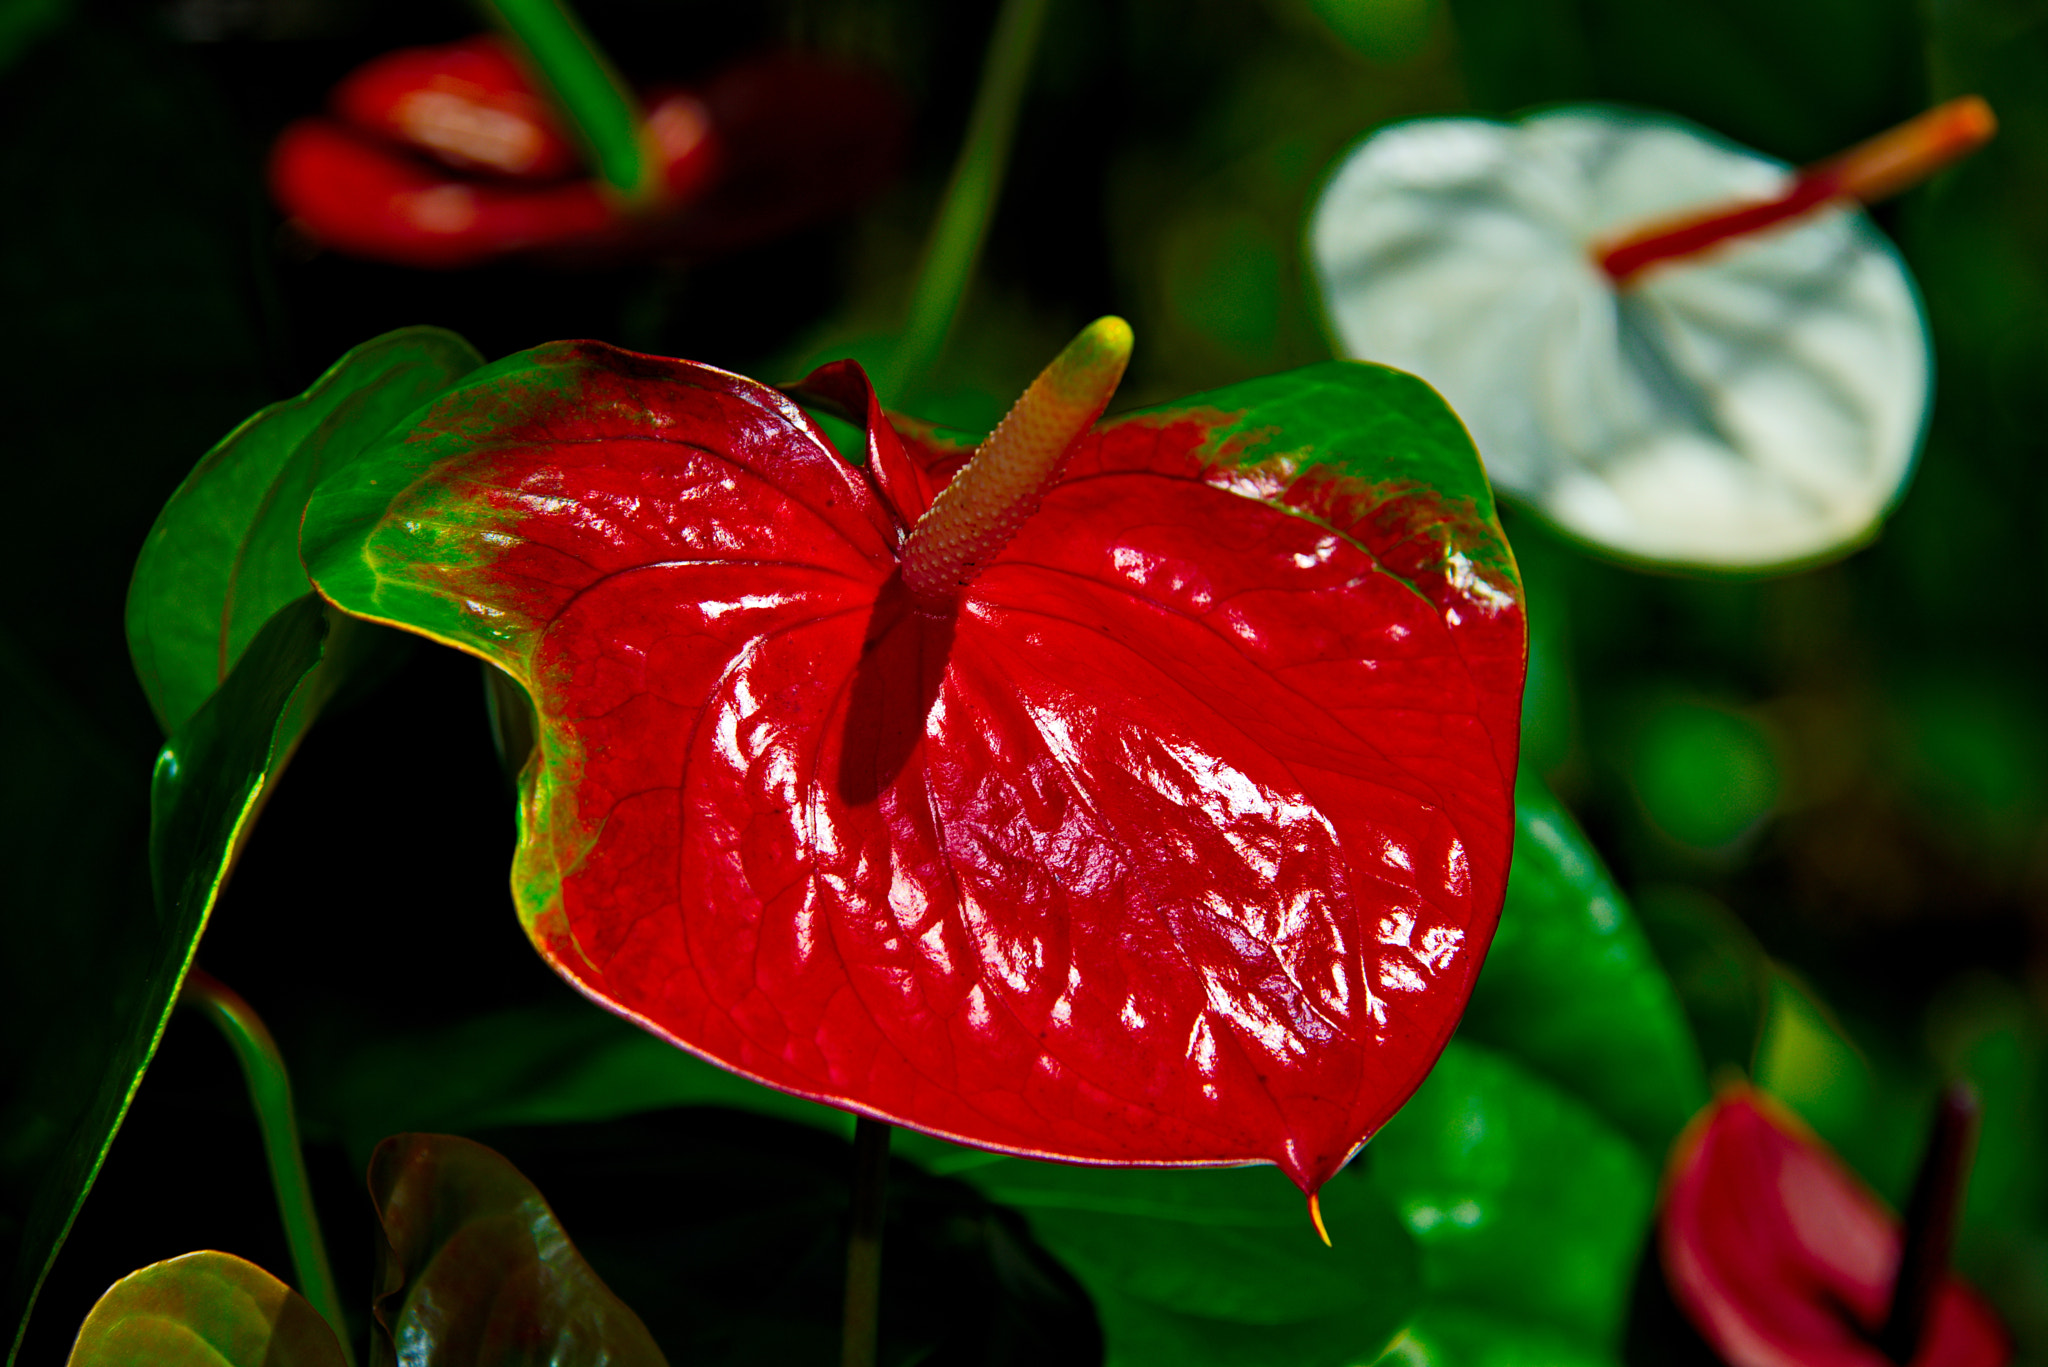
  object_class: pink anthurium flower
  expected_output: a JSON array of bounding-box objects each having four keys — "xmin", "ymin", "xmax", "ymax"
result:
[{"xmin": 1661, "ymin": 1084, "xmax": 2009, "ymax": 1367}]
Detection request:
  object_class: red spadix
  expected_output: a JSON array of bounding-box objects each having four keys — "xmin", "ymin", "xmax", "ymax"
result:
[{"xmin": 1597, "ymin": 97, "xmax": 1995, "ymax": 286}]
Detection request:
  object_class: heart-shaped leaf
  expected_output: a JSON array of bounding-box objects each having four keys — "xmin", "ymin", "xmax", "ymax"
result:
[
  {"xmin": 302, "ymin": 341, "xmax": 1525, "ymax": 1196},
  {"xmin": 1310, "ymin": 106, "xmax": 1929, "ymax": 570},
  {"xmin": 126, "ymin": 325, "xmax": 482, "ymax": 737},
  {"xmin": 1455, "ymin": 775, "xmax": 1708, "ymax": 1154},
  {"xmin": 65, "ymin": 1250, "xmax": 344, "ymax": 1367},
  {"xmin": 368, "ymin": 1132, "xmax": 666, "ymax": 1367},
  {"xmin": 7, "ymin": 598, "xmax": 336, "ymax": 1363}
]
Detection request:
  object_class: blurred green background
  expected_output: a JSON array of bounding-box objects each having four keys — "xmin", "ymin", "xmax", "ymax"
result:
[{"xmin": 2, "ymin": 0, "xmax": 2045, "ymax": 1360}]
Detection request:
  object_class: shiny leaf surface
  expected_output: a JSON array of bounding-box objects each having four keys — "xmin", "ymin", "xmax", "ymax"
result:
[
  {"xmin": 1366, "ymin": 1040, "xmax": 1654, "ymax": 1346},
  {"xmin": 8, "ymin": 599, "xmax": 333, "ymax": 1364},
  {"xmin": 126, "ymin": 326, "xmax": 482, "ymax": 736},
  {"xmin": 65, "ymin": 1250, "xmax": 345, "ymax": 1367},
  {"xmin": 367, "ymin": 1132, "xmax": 666, "ymax": 1367},
  {"xmin": 1456, "ymin": 776, "xmax": 1708, "ymax": 1154},
  {"xmin": 1660, "ymin": 1087, "xmax": 2010, "ymax": 1367},
  {"xmin": 302, "ymin": 342, "xmax": 1524, "ymax": 1193}
]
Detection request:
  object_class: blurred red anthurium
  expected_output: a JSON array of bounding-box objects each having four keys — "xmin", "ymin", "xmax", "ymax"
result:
[
  {"xmin": 1661, "ymin": 1085, "xmax": 2010, "ymax": 1367},
  {"xmin": 300, "ymin": 320, "xmax": 1525, "ymax": 1206},
  {"xmin": 270, "ymin": 36, "xmax": 903, "ymax": 268}
]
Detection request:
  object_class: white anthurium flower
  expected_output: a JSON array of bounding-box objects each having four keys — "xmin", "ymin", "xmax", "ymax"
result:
[{"xmin": 1309, "ymin": 102, "xmax": 1989, "ymax": 571}]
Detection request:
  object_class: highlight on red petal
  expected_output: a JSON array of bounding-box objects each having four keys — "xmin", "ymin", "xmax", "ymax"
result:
[
  {"xmin": 329, "ymin": 35, "xmax": 582, "ymax": 179},
  {"xmin": 269, "ymin": 120, "xmax": 617, "ymax": 269},
  {"xmin": 1660, "ymin": 1086, "xmax": 2011, "ymax": 1367},
  {"xmin": 301, "ymin": 340, "xmax": 1524, "ymax": 1199},
  {"xmin": 644, "ymin": 91, "xmax": 719, "ymax": 200}
]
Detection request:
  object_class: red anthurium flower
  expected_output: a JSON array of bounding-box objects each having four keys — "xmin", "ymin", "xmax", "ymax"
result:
[
  {"xmin": 270, "ymin": 37, "xmax": 902, "ymax": 268},
  {"xmin": 1661, "ymin": 1085, "xmax": 2010, "ymax": 1367},
  {"xmin": 301, "ymin": 321, "xmax": 1524, "ymax": 1206}
]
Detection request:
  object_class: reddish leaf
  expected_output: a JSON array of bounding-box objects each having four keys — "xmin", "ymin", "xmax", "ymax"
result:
[
  {"xmin": 369, "ymin": 1134, "xmax": 666, "ymax": 1366},
  {"xmin": 1660, "ymin": 1087, "xmax": 2010, "ymax": 1367},
  {"xmin": 302, "ymin": 342, "xmax": 1523, "ymax": 1197}
]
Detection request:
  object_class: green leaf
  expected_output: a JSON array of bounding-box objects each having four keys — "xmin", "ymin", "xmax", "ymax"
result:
[
  {"xmin": 1630, "ymin": 886, "xmax": 1770, "ymax": 1078},
  {"xmin": 368, "ymin": 1132, "xmax": 667, "ymax": 1367},
  {"xmin": 5, "ymin": 599, "xmax": 333, "ymax": 1364},
  {"xmin": 964, "ymin": 1159, "xmax": 1420, "ymax": 1367},
  {"xmin": 295, "ymin": 999, "xmax": 859, "ymax": 1173},
  {"xmin": 126, "ymin": 326, "xmax": 482, "ymax": 737},
  {"xmin": 1456, "ymin": 777, "xmax": 1708, "ymax": 1154},
  {"xmin": 1365, "ymin": 1040, "xmax": 1654, "ymax": 1348},
  {"xmin": 65, "ymin": 1250, "xmax": 345, "ymax": 1367}
]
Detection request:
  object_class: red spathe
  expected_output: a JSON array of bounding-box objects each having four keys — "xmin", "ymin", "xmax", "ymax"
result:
[
  {"xmin": 1662, "ymin": 1089, "xmax": 2010, "ymax": 1367},
  {"xmin": 334, "ymin": 349, "xmax": 1521, "ymax": 1194}
]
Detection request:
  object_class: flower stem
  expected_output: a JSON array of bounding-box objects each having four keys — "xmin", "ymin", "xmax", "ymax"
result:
[
  {"xmin": 181, "ymin": 970, "xmax": 356, "ymax": 1367},
  {"xmin": 478, "ymin": 0, "xmax": 649, "ymax": 198},
  {"xmin": 1597, "ymin": 96, "xmax": 1995, "ymax": 286},
  {"xmin": 1877, "ymin": 1081, "xmax": 1981, "ymax": 1365},
  {"xmin": 882, "ymin": 0, "xmax": 1053, "ymax": 402},
  {"xmin": 841, "ymin": 1118, "xmax": 892, "ymax": 1367}
]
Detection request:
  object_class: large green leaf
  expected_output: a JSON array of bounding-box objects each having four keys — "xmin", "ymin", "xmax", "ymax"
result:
[
  {"xmin": 126, "ymin": 326, "xmax": 482, "ymax": 738},
  {"xmin": 368, "ymin": 1132, "xmax": 668, "ymax": 1367},
  {"xmin": 65, "ymin": 1250, "xmax": 345, "ymax": 1367},
  {"xmin": 1455, "ymin": 777, "xmax": 1708, "ymax": 1155},
  {"xmin": 4, "ymin": 598, "xmax": 334, "ymax": 1363},
  {"xmin": 961, "ymin": 1158, "xmax": 1419, "ymax": 1367},
  {"xmin": 1366, "ymin": 1040, "xmax": 1654, "ymax": 1350}
]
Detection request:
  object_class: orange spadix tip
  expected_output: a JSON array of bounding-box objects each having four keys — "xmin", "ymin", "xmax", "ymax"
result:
[
  {"xmin": 1308, "ymin": 1192, "xmax": 1332, "ymax": 1247},
  {"xmin": 1597, "ymin": 95, "xmax": 1997, "ymax": 286},
  {"xmin": 1822, "ymin": 95, "xmax": 1996, "ymax": 204},
  {"xmin": 900, "ymin": 316, "xmax": 1133, "ymax": 610}
]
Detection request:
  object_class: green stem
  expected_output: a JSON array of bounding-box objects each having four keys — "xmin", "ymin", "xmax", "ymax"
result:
[
  {"xmin": 181, "ymin": 970, "xmax": 356, "ymax": 1367},
  {"xmin": 840, "ymin": 1118, "xmax": 892, "ymax": 1367},
  {"xmin": 883, "ymin": 0, "xmax": 1053, "ymax": 402},
  {"xmin": 477, "ymin": 0, "xmax": 648, "ymax": 197}
]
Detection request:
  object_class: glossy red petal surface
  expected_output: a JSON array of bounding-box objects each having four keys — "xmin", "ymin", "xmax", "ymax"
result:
[
  {"xmin": 329, "ymin": 35, "xmax": 583, "ymax": 180},
  {"xmin": 1661, "ymin": 1089, "xmax": 2010, "ymax": 1367},
  {"xmin": 310, "ymin": 347, "xmax": 1519, "ymax": 1193}
]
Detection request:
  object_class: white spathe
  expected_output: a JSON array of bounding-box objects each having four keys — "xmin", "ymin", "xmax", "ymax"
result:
[{"xmin": 1310, "ymin": 106, "xmax": 1929, "ymax": 570}]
